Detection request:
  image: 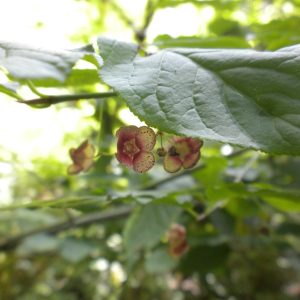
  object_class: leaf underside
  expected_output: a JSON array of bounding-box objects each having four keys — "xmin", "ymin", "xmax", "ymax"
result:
[
  {"xmin": 0, "ymin": 41, "xmax": 100, "ymax": 82},
  {"xmin": 99, "ymin": 37, "xmax": 300, "ymax": 155}
]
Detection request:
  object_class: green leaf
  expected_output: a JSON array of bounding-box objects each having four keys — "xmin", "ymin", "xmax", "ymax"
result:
[
  {"xmin": 99, "ymin": 37, "xmax": 300, "ymax": 155},
  {"xmin": 0, "ymin": 41, "xmax": 101, "ymax": 82},
  {"xmin": 0, "ymin": 195, "xmax": 110, "ymax": 211},
  {"xmin": 210, "ymin": 209, "xmax": 235, "ymax": 235},
  {"xmin": 145, "ymin": 248, "xmax": 177, "ymax": 274},
  {"xmin": 123, "ymin": 203, "xmax": 181, "ymax": 254},
  {"xmin": 230, "ymin": 183, "xmax": 300, "ymax": 212},
  {"xmin": 17, "ymin": 233, "xmax": 60, "ymax": 255},
  {"xmin": 157, "ymin": 0, "xmax": 240, "ymax": 10},
  {"xmin": 253, "ymin": 17, "xmax": 300, "ymax": 50},
  {"xmin": 59, "ymin": 238, "xmax": 93, "ymax": 262},
  {"xmin": 227, "ymin": 197, "xmax": 260, "ymax": 217},
  {"xmin": 0, "ymin": 81, "xmax": 20, "ymax": 99},
  {"xmin": 276, "ymin": 222, "xmax": 300, "ymax": 236},
  {"xmin": 154, "ymin": 35, "xmax": 250, "ymax": 49},
  {"xmin": 30, "ymin": 69, "xmax": 100, "ymax": 88},
  {"xmin": 181, "ymin": 243, "xmax": 230, "ymax": 275},
  {"xmin": 208, "ymin": 18, "xmax": 244, "ymax": 37},
  {"xmin": 253, "ymin": 187, "xmax": 300, "ymax": 212}
]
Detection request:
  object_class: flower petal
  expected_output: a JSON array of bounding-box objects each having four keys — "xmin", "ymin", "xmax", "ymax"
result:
[
  {"xmin": 133, "ymin": 151, "xmax": 155, "ymax": 173},
  {"xmin": 69, "ymin": 148, "xmax": 76, "ymax": 161},
  {"xmin": 77, "ymin": 140, "xmax": 89, "ymax": 152},
  {"xmin": 135, "ymin": 126, "xmax": 156, "ymax": 151},
  {"xmin": 183, "ymin": 152, "xmax": 200, "ymax": 169},
  {"xmin": 81, "ymin": 158, "xmax": 94, "ymax": 172},
  {"xmin": 163, "ymin": 154, "xmax": 182, "ymax": 173},
  {"xmin": 115, "ymin": 152, "xmax": 133, "ymax": 168},
  {"xmin": 116, "ymin": 126, "xmax": 139, "ymax": 152},
  {"xmin": 173, "ymin": 139, "xmax": 191, "ymax": 160},
  {"xmin": 168, "ymin": 224, "xmax": 186, "ymax": 243},
  {"xmin": 170, "ymin": 240, "xmax": 189, "ymax": 257},
  {"xmin": 67, "ymin": 164, "xmax": 83, "ymax": 175},
  {"xmin": 82, "ymin": 142, "xmax": 95, "ymax": 158},
  {"xmin": 186, "ymin": 138, "xmax": 203, "ymax": 153}
]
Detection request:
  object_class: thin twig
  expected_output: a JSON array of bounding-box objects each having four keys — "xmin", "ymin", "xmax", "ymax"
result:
[
  {"xmin": 17, "ymin": 91, "xmax": 117, "ymax": 106},
  {"xmin": 0, "ymin": 206, "xmax": 132, "ymax": 251},
  {"xmin": 143, "ymin": 163, "xmax": 205, "ymax": 190},
  {"xmin": 26, "ymin": 80, "xmax": 47, "ymax": 98},
  {"xmin": 136, "ymin": 0, "xmax": 156, "ymax": 43},
  {"xmin": 109, "ymin": 0, "xmax": 139, "ymax": 37},
  {"xmin": 234, "ymin": 152, "xmax": 260, "ymax": 183},
  {"xmin": 226, "ymin": 148, "xmax": 250, "ymax": 158},
  {"xmin": 0, "ymin": 164, "xmax": 206, "ymax": 251}
]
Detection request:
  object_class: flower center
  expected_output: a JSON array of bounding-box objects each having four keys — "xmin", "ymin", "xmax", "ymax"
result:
[
  {"xmin": 169, "ymin": 146, "xmax": 179, "ymax": 156},
  {"xmin": 174, "ymin": 142, "xmax": 190, "ymax": 160},
  {"xmin": 123, "ymin": 138, "xmax": 140, "ymax": 157}
]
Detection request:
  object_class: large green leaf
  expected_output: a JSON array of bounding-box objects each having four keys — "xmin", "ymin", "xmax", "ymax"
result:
[
  {"xmin": 0, "ymin": 41, "xmax": 101, "ymax": 82},
  {"xmin": 99, "ymin": 37, "xmax": 300, "ymax": 155}
]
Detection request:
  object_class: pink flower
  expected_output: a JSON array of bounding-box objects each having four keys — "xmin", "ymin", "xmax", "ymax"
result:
[
  {"xmin": 67, "ymin": 140, "xmax": 95, "ymax": 175},
  {"xmin": 116, "ymin": 125, "xmax": 156, "ymax": 173},
  {"xmin": 167, "ymin": 224, "xmax": 189, "ymax": 257},
  {"xmin": 163, "ymin": 137, "xmax": 203, "ymax": 173}
]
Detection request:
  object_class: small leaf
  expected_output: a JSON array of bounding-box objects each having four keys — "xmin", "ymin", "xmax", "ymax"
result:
[
  {"xmin": 145, "ymin": 248, "xmax": 177, "ymax": 273},
  {"xmin": 30, "ymin": 69, "xmax": 100, "ymax": 88},
  {"xmin": 123, "ymin": 203, "xmax": 181, "ymax": 255},
  {"xmin": 154, "ymin": 35, "xmax": 250, "ymax": 49},
  {"xmin": 0, "ymin": 41, "xmax": 101, "ymax": 82},
  {"xmin": 17, "ymin": 233, "xmax": 59, "ymax": 255},
  {"xmin": 59, "ymin": 238, "xmax": 93, "ymax": 262},
  {"xmin": 245, "ymin": 183, "xmax": 300, "ymax": 212}
]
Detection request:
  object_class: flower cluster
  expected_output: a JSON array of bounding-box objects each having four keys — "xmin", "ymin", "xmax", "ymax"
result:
[
  {"xmin": 115, "ymin": 125, "xmax": 203, "ymax": 173},
  {"xmin": 68, "ymin": 126, "xmax": 203, "ymax": 175},
  {"xmin": 167, "ymin": 223, "xmax": 189, "ymax": 257}
]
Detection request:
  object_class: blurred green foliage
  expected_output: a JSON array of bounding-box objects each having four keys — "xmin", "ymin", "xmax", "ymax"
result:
[{"xmin": 1, "ymin": 0, "xmax": 300, "ymax": 299}]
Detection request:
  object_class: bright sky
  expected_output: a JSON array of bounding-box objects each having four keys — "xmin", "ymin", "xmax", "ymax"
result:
[{"xmin": 0, "ymin": 0, "xmax": 90, "ymax": 47}]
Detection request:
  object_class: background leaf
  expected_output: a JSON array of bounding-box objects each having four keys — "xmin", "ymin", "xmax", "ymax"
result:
[
  {"xmin": 154, "ymin": 35, "xmax": 250, "ymax": 49},
  {"xmin": 123, "ymin": 203, "xmax": 181, "ymax": 255},
  {"xmin": 0, "ymin": 41, "xmax": 101, "ymax": 82}
]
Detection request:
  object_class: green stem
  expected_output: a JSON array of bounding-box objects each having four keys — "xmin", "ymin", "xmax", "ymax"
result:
[
  {"xmin": 0, "ymin": 205, "xmax": 132, "ymax": 251},
  {"xmin": 234, "ymin": 152, "xmax": 260, "ymax": 183},
  {"xmin": 26, "ymin": 80, "xmax": 47, "ymax": 98},
  {"xmin": 96, "ymin": 99, "xmax": 105, "ymax": 152},
  {"xmin": 110, "ymin": 0, "xmax": 136, "ymax": 29},
  {"xmin": 142, "ymin": 163, "xmax": 205, "ymax": 190},
  {"xmin": 17, "ymin": 91, "xmax": 117, "ymax": 106},
  {"xmin": 138, "ymin": 0, "xmax": 156, "ymax": 42}
]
